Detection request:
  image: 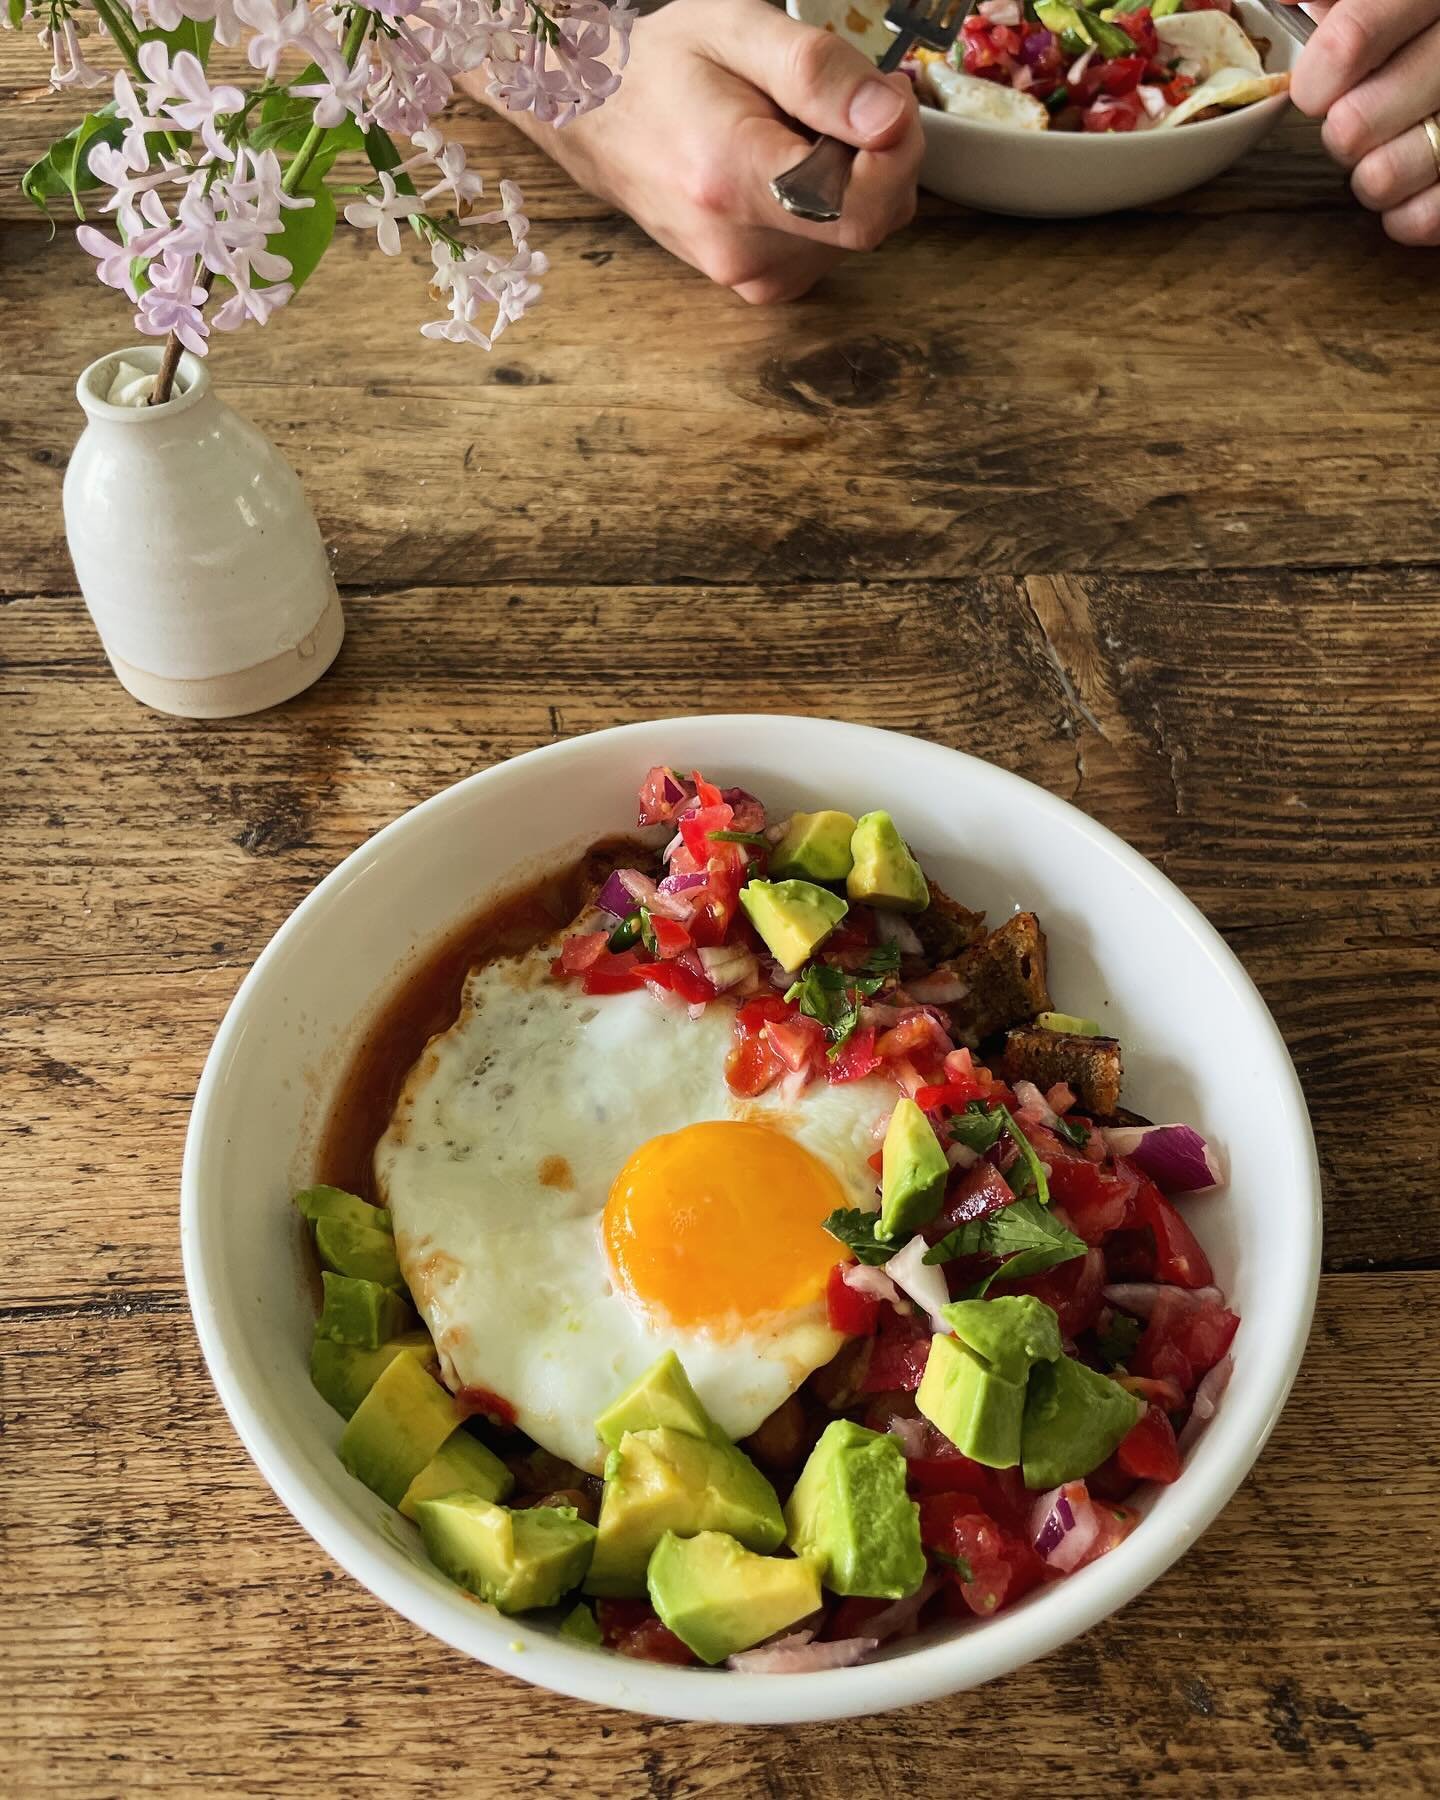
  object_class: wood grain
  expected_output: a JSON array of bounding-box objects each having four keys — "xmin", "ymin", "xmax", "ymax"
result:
[
  {"xmin": 3, "ymin": 1275, "xmax": 1434, "ymax": 1796},
  {"xmin": 5, "ymin": 19, "xmax": 1439, "ymax": 1788}
]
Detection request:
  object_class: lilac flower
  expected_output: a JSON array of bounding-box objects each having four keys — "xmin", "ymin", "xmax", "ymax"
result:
[
  {"xmin": 343, "ymin": 170, "xmax": 419, "ymax": 256},
  {"xmin": 211, "ymin": 274, "xmax": 294, "ymax": 329},
  {"xmin": 235, "ymin": 0, "xmax": 326, "ymax": 80},
  {"xmin": 77, "ymin": 219, "xmax": 172, "ymax": 299},
  {"xmin": 135, "ymin": 248, "xmax": 210, "ymax": 354},
  {"xmin": 219, "ymin": 146, "xmax": 313, "ymax": 236},
  {"xmin": 473, "ymin": 177, "xmax": 529, "ymax": 247},
  {"xmin": 137, "ymin": 0, "xmax": 247, "ymax": 48},
  {"xmin": 288, "ymin": 53, "xmax": 371, "ymax": 127},
  {"xmin": 364, "ymin": 27, "xmax": 453, "ymax": 135},
  {"xmin": 88, "ymin": 140, "xmax": 175, "ymax": 236},
  {"xmin": 41, "ymin": 17, "xmax": 108, "ymax": 89},
  {"xmin": 138, "ymin": 44, "xmax": 245, "ymax": 159},
  {"xmin": 421, "ymin": 237, "xmax": 547, "ymax": 348},
  {"xmin": 397, "ymin": 126, "xmax": 486, "ymax": 211}
]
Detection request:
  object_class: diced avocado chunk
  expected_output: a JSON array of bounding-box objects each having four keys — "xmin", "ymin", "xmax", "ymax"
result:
[
  {"xmin": 846, "ymin": 812, "xmax": 930, "ymax": 914},
  {"xmin": 784, "ymin": 1419, "xmax": 926, "ymax": 1599},
  {"xmin": 878, "ymin": 1098, "xmax": 949, "ymax": 1241},
  {"xmin": 647, "ymin": 1531, "xmax": 822, "ymax": 1666},
  {"xmin": 1035, "ymin": 1010, "xmax": 1103, "ymax": 1037},
  {"xmin": 399, "ymin": 1428, "xmax": 514, "ymax": 1520},
  {"xmin": 309, "ymin": 1328, "xmax": 433, "ymax": 1420},
  {"xmin": 940, "ymin": 1296, "xmax": 1062, "ymax": 1387},
  {"xmin": 916, "ymin": 1333, "xmax": 1026, "ymax": 1470},
  {"xmin": 417, "ymin": 1495, "xmax": 596, "ymax": 1614},
  {"xmin": 314, "ymin": 1217, "xmax": 404, "ymax": 1291},
  {"xmin": 595, "ymin": 1351, "xmax": 721, "ymax": 1451},
  {"xmin": 1152, "ymin": 0, "xmax": 1182, "ymax": 14},
  {"xmin": 1021, "ymin": 1356, "xmax": 1145, "ymax": 1491},
  {"xmin": 739, "ymin": 878, "xmax": 849, "ymax": 974},
  {"xmin": 1035, "ymin": 0, "xmax": 1085, "ymax": 31},
  {"xmin": 338, "ymin": 1350, "xmax": 459, "ymax": 1507},
  {"xmin": 585, "ymin": 1427, "xmax": 785, "ymax": 1598},
  {"xmin": 559, "ymin": 1601, "xmax": 603, "ymax": 1645},
  {"xmin": 316, "ymin": 1270, "xmax": 410, "ymax": 1350},
  {"xmin": 295, "ymin": 1184, "xmax": 392, "ymax": 1233},
  {"xmin": 770, "ymin": 810, "xmax": 858, "ymax": 883}
]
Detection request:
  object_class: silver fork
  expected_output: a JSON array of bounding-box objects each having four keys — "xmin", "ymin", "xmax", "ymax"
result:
[
  {"xmin": 1254, "ymin": 0, "xmax": 1316, "ymax": 44},
  {"xmin": 770, "ymin": 0, "xmax": 973, "ymax": 225}
]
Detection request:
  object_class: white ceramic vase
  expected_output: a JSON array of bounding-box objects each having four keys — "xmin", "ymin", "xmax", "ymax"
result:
[{"xmin": 64, "ymin": 345, "xmax": 344, "ymax": 719}]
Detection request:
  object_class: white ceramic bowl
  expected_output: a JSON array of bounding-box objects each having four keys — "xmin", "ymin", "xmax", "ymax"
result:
[
  {"xmin": 788, "ymin": 0, "xmax": 1299, "ymax": 217},
  {"xmin": 183, "ymin": 716, "xmax": 1320, "ymax": 1724}
]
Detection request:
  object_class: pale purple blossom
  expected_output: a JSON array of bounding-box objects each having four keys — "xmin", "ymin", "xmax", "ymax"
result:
[
  {"xmin": 135, "ymin": 247, "xmax": 210, "ymax": 354},
  {"xmin": 211, "ymin": 273, "xmax": 294, "ymax": 329},
  {"xmin": 77, "ymin": 219, "xmax": 171, "ymax": 298},
  {"xmin": 397, "ymin": 126, "xmax": 486, "ymax": 211},
  {"xmin": 363, "ymin": 26, "xmax": 453, "ymax": 135},
  {"xmin": 135, "ymin": 0, "xmax": 247, "ymax": 47},
  {"xmin": 235, "ymin": 0, "xmax": 330, "ymax": 80},
  {"xmin": 342, "ymin": 170, "xmax": 419, "ymax": 256},
  {"xmin": 421, "ymin": 237, "xmax": 547, "ymax": 348},
  {"xmin": 41, "ymin": 16, "xmax": 108, "ymax": 89},
  {"xmin": 138, "ymin": 44, "xmax": 245, "ymax": 159},
  {"xmin": 288, "ymin": 54, "xmax": 370, "ymax": 127},
  {"xmin": 88, "ymin": 140, "xmax": 175, "ymax": 235}
]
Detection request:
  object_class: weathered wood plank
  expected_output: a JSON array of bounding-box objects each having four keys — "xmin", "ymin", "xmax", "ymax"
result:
[
  {"xmin": 2, "ymin": 1273, "xmax": 1432, "ymax": 1795},
  {"xmin": 5, "ymin": 174, "xmax": 1436, "ymax": 596},
  {"xmin": 3, "ymin": 572, "xmax": 1436, "ymax": 1290}
]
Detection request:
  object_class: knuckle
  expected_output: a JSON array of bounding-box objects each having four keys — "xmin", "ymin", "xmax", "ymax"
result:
[
  {"xmin": 683, "ymin": 164, "xmax": 735, "ymax": 217},
  {"xmin": 1350, "ymin": 142, "xmax": 1396, "ymax": 208},
  {"xmin": 697, "ymin": 239, "xmax": 763, "ymax": 290},
  {"xmin": 1385, "ymin": 191, "xmax": 1440, "ymax": 246},
  {"xmin": 1321, "ymin": 6, "xmax": 1374, "ymax": 85},
  {"xmin": 787, "ymin": 27, "xmax": 839, "ymax": 104},
  {"xmin": 1323, "ymin": 92, "xmax": 1372, "ymax": 164}
]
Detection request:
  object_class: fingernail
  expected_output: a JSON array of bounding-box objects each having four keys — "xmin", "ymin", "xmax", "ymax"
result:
[{"xmin": 849, "ymin": 78, "xmax": 904, "ymax": 138}]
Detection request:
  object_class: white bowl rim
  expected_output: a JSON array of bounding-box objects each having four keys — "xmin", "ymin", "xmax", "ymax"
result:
[{"xmin": 181, "ymin": 714, "xmax": 1322, "ymax": 1725}]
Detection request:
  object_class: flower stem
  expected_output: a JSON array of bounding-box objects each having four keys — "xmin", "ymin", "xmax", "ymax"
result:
[{"xmin": 282, "ymin": 7, "xmax": 373, "ymax": 197}]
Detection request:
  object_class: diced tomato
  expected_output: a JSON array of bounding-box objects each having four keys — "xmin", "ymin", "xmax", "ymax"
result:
[
  {"xmin": 554, "ymin": 931, "xmax": 609, "ymax": 975},
  {"xmin": 1131, "ymin": 1176, "xmax": 1214, "ymax": 1288},
  {"xmin": 577, "ymin": 947, "xmax": 642, "ymax": 995},
  {"xmin": 726, "ymin": 1033, "xmax": 784, "ymax": 1096},
  {"xmin": 1085, "ymin": 1452, "xmax": 1140, "ymax": 1503},
  {"xmin": 1046, "ymin": 1154, "xmax": 1138, "ymax": 1244},
  {"xmin": 1100, "ymin": 52, "xmax": 1147, "ymax": 93},
  {"xmin": 1105, "ymin": 1226, "xmax": 1158, "ymax": 1282},
  {"xmin": 919, "ymin": 1497, "xmax": 1014, "ymax": 1616},
  {"xmin": 858, "ymin": 1311, "xmax": 933, "ymax": 1393},
  {"xmin": 1116, "ymin": 1372, "xmax": 1187, "ymax": 1412},
  {"xmin": 1114, "ymin": 4, "xmax": 1157, "ymax": 53},
  {"xmin": 1083, "ymin": 89, "xmax": 1144, "ymax": 130},
  {"xmin": 904, "ymin": 1444, "xmax": 1008, "ymax": 1511},
  {"xmin": 876, "ymin": 1010, "xmax": 950, "ymax": 1062},
  {"xmin": 687, "ymin": 861, "xmax": 742, "ymax": 946},
  {"xmin": 678, "ymin": 802, "xmax": 734, "ymax": 866},
  {"xmin": 630, "ymin": 960, "xmax": 717, "ymax": 1005},
  {"xmin": 1007, "ymin": 1246, "xmax": 1105, "ymax": 1337},
  {"xmin": 648, "ymin": 915, "xmax": 692, "ymax": 959},
  {"xmin": 637, "ymin": 765, "xmax": 689, "ymax": 827},
  {"xmin": 927, "ymin": 1161, "xmax": 1013, "ymax": 1243},
  {"xmin": 1083, "ymin": 1501, "xmax": 1140, "ymax": 1565},
  {"xmin": 828, "ymin": 1024, "xmax": 884, "ymax": 1084},
  {"xmin": 767, "ymin": 1014, "xmax": 826, "ymax": 1074},
  {"xmin": 866, "ymin": 1147, "xmax": 884, "ymax": 1175},
  {"xmin": 1116, "ymin": 1403, "xmax": 1182, "ymax": 1484},
  {"xmin": 736, "ymin": 995, "xmax": 793, "ymax": 1032},
  {"xmin": 692, "ymin": 772, "xmax": 724, "ymax": 809},
  {"xmin": 594, "ymin": 1597, "xmax": 651, "ymax": 1644},
  {"xmin": 915, "ymin": 1073, "xmax": 988, "ymax": 1114},
  {"xmin": 616, "ymin": 1618, "xmax": 697, "ymax": 1666},
  {"xmin": 826, "ymin": 909, "xmax": 877, "ymax": 952},
  {"xmin": 1161, "ymin": 71, "xmax": 1196, "ymax": 104},
  {"xmin": 826, "ymin": 1263, "xmax": 881, "ymax": 1336},
  {"xmin": 1131, "ymin": 1289, "xmax": 1239, "ymax": 1392}
]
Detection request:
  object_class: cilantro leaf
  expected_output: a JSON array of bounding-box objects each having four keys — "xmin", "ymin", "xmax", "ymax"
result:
[
  {"xmin": 708, "ymin": 829, "xmax": 770, "ymax": 846},
  {"xmin": 1098, "ymin": 1311, "xmax": 1143, "ymax": 1370},
  {"xmin": 931, "ymin": 1552, "xmax": 974, "ymax": 1582},
  {"xmin": 786, "ymin": 964, "xmax": 885, "ymax": 1056},
  {"xmin": 923, "ymin": 1195, "xmax": 1084, "ymax": 1278},
  {"xmin": 1053, "ymin": 1116, "xmax": 1090, "ymax": 1151},
  {"xmin": 821, "ymin": 1207, "xmax": 893, "ymax": 1267},
  {"xmin": 994, "ymin": 1105, "xmax": 1049, "ymax": 1207},
  {"xmin": 863, "ymin": 943, "xmax": 902, "ymax": 975},
  {"xmin": 949, "ymin": 1103, "xmax": 1006, "ymax": 1154}
]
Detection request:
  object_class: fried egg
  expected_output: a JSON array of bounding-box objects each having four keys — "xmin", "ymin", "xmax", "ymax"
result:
[{"xmin": 376, "ymin": 945, "xmax": 894, "ymax": 1473}]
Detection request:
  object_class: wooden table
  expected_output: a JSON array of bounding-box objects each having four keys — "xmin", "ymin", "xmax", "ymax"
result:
[{"xmin": 4, "ymin": 33, "xmax": 1439, "ymax": 1793}]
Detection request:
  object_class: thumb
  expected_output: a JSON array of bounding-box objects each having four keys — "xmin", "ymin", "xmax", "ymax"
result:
[{"xmin": 698, "ymin": 4, "xmax": 917, "ymax": 149}]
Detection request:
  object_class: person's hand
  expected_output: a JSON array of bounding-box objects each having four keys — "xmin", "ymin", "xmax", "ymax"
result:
[
  {"xmin": 470, "ymin": 0, "xmax": 924, "ymax": 303},
  {"xmin": 1288, "ymin": 0, "xmax": 1440, "ymax": 244}
]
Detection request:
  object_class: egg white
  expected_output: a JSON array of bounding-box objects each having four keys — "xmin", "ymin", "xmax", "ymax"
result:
[{"xmin": 375, "ymin": 944, "xmax": 895, "ymax": 1473}]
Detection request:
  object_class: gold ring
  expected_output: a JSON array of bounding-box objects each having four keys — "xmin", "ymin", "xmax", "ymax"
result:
[{"xmin": 1424, "ymin": 113, "xmax": 1440, "ymax": 179}]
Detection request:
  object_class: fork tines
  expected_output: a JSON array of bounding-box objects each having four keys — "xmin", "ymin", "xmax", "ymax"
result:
[{"xmin": 883, "ymin": 0, "xmax": 970, "ymax": 50}]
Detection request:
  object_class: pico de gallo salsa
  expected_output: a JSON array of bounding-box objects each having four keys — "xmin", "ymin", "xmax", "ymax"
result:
[{"xmin": 541, "ymin": 766, "xmax": 1239, "ymax": 1669}]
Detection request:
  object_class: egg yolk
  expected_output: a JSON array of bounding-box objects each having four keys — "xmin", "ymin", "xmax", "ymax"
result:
[{"xmin": 604, "ymin": 1120, "xmax": 847, "ymax": 1331}]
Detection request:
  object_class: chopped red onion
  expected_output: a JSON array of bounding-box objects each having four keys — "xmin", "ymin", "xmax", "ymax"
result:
[
  {"xmin": 657, "ymin": 870, "xmax": 708, "ymax": 896},
  {"xmin": 698, "ymin": 945, "xmax": 758, "ymax": 992},
  {"xmin": 1177, "ymin": 1353, "xmax": 1233, "ymax": 1452},
  {"xmin": 594, "ymin": 870, "xmax": 640, "ymax": 919},
  {"xmin": 1067, "ymin": 45, "xmax": 1095, "ymax": 81},
  {"xmin": 905, "ymin": 972, "xmax": 970, "ymax": 1005},
  {"xmin": 1137, "ymin": 82, "xmax": 1168, "ymax": 118},
  {"xmin": 979, "ymin": 0, "xmax": 1021, "ymax": 20},
  {"xmin": 886, "ymin": 1415, "xmax": 931, "ymax": 1459},
  {"xmin": 1102, "ymin": 1124, "xmax": 1223, "ymax": 1194},
  {"xmin": 861, "ymin": 1003, "xmax": 906, "ymax": 1029},
  {"xmin": 873, "ymin": 910, "xmax": 924, "ymax": 956},
  {"xmin": 1102, "ymin": 1282, "xmax": 1223, "ymax": 1319},
  {"xmin": 1021, "ymin": 24, "xmax": 1056, "ymax": 63},
  {"xmin": 862, "ymin": 1573, "xmax": 940, "ymax": 1644},
  {"xmin": 728, "ymin": 1634, "xmax": 879, "ymax": 1674},
  {"xmin": 1031, "ymin": 1481, "xmax": 1101, "ymax": 1572},
  {"xmin": 947, "ymin": 1141, "xmax": 980, "ymax": 1170},
  {"xmin": 1013, "ymin": 1079, "xmax": 1061, "ymax": 1131},
  {"xmin": 842, "ymin": 1261, "xmax": 909, "ymax": 1316},
  {"xmin": 890, "ymin": 1056, "xmax": 925, "ymax": 1098},
  {"xmin": 618, "ymin": 868, "xmax": 658, "ymax": 905},
  {"xmin": 661, "ymin": 771, "xmax": 688, "ymax": 806},
  {"xmin": 884, "ymin": 1234, "xmax": 949, "ymax": 1331},
  {"xmin": 661, "ymin": 831, "xmax": 683, "ymax": 864}
]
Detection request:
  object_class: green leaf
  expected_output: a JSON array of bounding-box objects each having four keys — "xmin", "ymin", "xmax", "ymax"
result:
[
  {"xmin": 709, "ymin": 830, "xmax": 769, "ymax": 846},
  {"xmin": 363, "ymin": 124, "xmax": 420, "ymax": 200},
  {"xmin": 821, "ymin": 1208, "xmax": 894, "ymax": 1267},
  {"xmin": 949, "ymin": 1103, "xmax": 1006, "ymax": 1155},
  {"xmin": 1053, "ymin": 1116, "xmax": 1090, "ymax": 1151},
  {"xmin": 21, "ymin": 108, "xmax": 124, "ymax": 221},
  {"xmin": 7, "ymin": 0, "xmax": 25, "ymax": 26},
  {"xmin": 1076, "ymin": 5, "xmax": 1138, "ymax": 55},
  {"xmin": 864, "ymin": 944, "xmax": 902, "ymax": 975},
  {"xmin": 137, "ymin": 16, "xmax": 215, "ymax": 60},
  {"xmin": 924, "ymin": 1195, "xmax": 1084, "ymax": 1276},
  {"xmin": 785, "ymin": 963, "xmax": 886, "ymax": 1056},
  {"xmin": 261, "ymin": 161, "xmax": 335, "ymax": 292}
]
